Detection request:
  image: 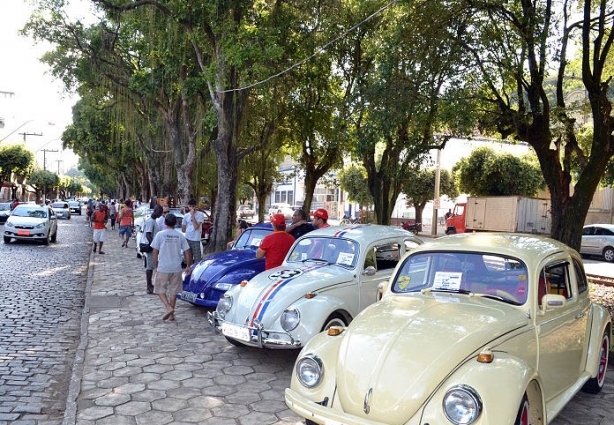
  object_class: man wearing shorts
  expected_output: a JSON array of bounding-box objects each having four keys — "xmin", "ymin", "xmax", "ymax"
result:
[
  {"xmin": 181, "ymin": 198, "xmax": 205, "ymax": 264},
  {"xmin": 118, "ymin": 199, "xmax": 134, "ymax": 247},
  {"xmin": 151, "ymin": 213, "xmax": 192, "ymax": 321},
  {"xmin": 143, "ymin": 205, "xmax": 163, "ymax": 294},
  {"xmin": 92, "ymin": 203, "xmax": 108, "ymax": 254}
]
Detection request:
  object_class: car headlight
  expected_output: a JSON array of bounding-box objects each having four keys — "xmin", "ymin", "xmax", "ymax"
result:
[
  {"xmin": 443, "ymin": 385, "xmax": 482, "ymax": 424},
  {"xmin": 296, "ymin": 354, "xmax": 323, "ymax": 388},
  {"xmin": 217, "ymin": 294, "xmax": 233, "ymax": 318},
  {"xmin": 213, "ymin": 282, "xmax": 233, "ymax": 291},
  {"xmin": 281, "ymin": 308, "xmax": 300, "ymax": 332},
  {"xmin": 35, "ymin": 223, "xmax": 45, "ymax": 229},
  {"xmin": 5, "ymin": 221, "xmax": 14, "ymax": 228}
]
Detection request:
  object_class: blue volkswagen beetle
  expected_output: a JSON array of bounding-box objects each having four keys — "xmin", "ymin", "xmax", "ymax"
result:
[{"xmin": 177, "ymin": 222, "xmax": 273, "ymax": 308}]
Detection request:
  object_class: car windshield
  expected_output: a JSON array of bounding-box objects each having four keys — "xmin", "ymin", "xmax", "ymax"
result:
[
  {"xmin": 12, "ymin": 207, "xmax": 48, "ymax": 219},
  {"xmin": 391, "ymin": 252, "xmax": 528, "ymax": 305},
  {"xmin": 52, "ymin": 203, "xmax": 67, "ymax": 208},
  {"xmin": 233, "ymin": 227, "xmax": 271, "ymax": 250},
  {"xmin": 287, "ymin": 237, "xmax": 359, "ymax": 269},
  {"xmin": 0, "ymin": 203, "xmax": 10, "ymax": 211}
]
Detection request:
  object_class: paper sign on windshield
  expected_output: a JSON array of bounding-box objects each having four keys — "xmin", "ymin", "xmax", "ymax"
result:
[
  {"xmin": 336, "ymin": 252, "xmax": 355, "ymax": 266},
  {"xmin": 433, "ymin": 271, "xmax": 463, "ymax": 290}
]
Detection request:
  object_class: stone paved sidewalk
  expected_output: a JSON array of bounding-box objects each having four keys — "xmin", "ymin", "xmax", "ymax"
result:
[{"xmin": 65, "ymin": 230, "xmax": 303, "ymax": 425}]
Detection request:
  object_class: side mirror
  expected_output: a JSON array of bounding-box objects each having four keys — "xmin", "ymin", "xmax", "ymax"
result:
[
  {"xmin": 363, "ymin": 266, "xmax": 377, "ymax": 276},
  {"xmin": 539, "ymin": 294, "xmax": 566, "ymax": 314}
]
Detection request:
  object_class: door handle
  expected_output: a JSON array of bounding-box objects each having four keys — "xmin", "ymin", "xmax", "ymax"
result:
[{"xmin": 575, "ymin": 311, "xmax": 585, "ymax": 320}]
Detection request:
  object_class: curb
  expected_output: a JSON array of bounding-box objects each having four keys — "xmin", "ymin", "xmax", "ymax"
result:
[{"xmin": 63, "ymin": 244, "xmax": 94, "ymax": 425}]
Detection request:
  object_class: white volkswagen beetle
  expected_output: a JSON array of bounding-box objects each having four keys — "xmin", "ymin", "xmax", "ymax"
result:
[
  {"xmin": 286, "ymin": 233, "xmax": 611, "ymax": 425},
  {"xmin": 210, "ymin": 224, "xmax": 423, "ymax": 349}
]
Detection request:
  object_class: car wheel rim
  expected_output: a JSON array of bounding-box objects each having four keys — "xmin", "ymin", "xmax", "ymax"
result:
[
  {"xmin": 519, "ymin": 399, "xmax": 529, "ymax": 425},
  {"xmin": 605, "ymin": 249, "xmax": 614, "ymax": 261},
  {"xmin": 598, "ymin": 334, "xmax": 609, "ymax": 386}
]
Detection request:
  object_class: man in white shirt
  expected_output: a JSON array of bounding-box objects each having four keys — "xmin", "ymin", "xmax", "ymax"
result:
[
  {"xmin": 181, "ymin": 199, "xmax": 205, "ymax": 264},
  {"xmin": 143, "ymin": 205, "xmax": 163, "ymax": 294},
  {"xmin": 156, "ymin": 204, "xmax": 169, "ymax": 230},
  {"xmin": 151, "ymin": 213, "xmax": 192, "ymax": 321}
]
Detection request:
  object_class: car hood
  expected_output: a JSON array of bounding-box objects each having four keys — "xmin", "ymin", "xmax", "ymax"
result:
[
  {"xmin": 7, "ymin": 216, "xmax": 47, "ymax": 226},
  {"xmin": 187, "ymin": 249, "xmax": 261, "ymax": 290},
  {"xmin": 335, "ymin": 294, "xmax": 528, "ymax": 423},
  {"xmin": 229, "ymin": 262, "xmax": 353, "ymax": 326}
]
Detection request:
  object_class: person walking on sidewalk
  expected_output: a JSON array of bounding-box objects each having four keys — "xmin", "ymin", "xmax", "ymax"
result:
[
  {"xmin": 108, "ymin": 201, "xmax": 117, "ymax": 230},
  {"xmin": 143, "ymin": 205, "xmax": 163, "ymax": 294},
  {"xmin": 151, "ymin": 213, "xmax": 192, "ymax": 321},
  {"xmin": 118, "ymin": 199, "xmax": 134, "ymax": 247},
  {"xmin": 181, "ymin": 198, "xmax": 205, "ymax": 265},
  {"xmin": 92, "ymin": 203, "xmax": 108, "ymax": 254}
]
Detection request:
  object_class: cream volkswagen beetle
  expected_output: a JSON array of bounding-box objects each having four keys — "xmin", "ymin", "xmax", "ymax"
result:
[
  {"xmin": 210, "ymin": 225, "xmax": 423, "ymax": 349},
  {"xmin": 286, "ymin": 233, "xmax": 611, "ymax": 425}
]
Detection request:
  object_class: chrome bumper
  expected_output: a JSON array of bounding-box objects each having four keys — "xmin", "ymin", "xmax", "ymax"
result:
[{"xmin": 209, "ymin": 311, "xmax": 301, "ymax": 348}]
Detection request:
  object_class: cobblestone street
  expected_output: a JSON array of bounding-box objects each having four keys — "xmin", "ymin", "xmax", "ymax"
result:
[{"xmin": 0, "ymin": 215, "xmax": 90, "ymax": 424}]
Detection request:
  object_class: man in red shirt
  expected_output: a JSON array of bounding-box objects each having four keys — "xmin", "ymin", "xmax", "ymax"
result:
[
  {"xmin": 312, "ymin": 208, "xmax": 330, "ymax": 229},
  {"xmin": 256, "ymin": 213, "xmax": 295, "ymax": 270},
  {"xmin": 92, "ymin": 203, "xmax": 108, "ymax": 254}
]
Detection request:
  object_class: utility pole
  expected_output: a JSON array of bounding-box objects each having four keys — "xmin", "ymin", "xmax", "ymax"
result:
[
  {"xmin": 18, "ymin": 131, "xmax": 43, "ymax": 143},
  {"xmin": 56, "ymin": 159, "xmax": 63, "ymax": 175},
  {"xmin": 41, "ymin": 149, "xmax": 58, "ymax": 171}
]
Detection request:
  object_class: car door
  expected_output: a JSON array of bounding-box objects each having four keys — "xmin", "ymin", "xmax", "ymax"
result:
[
  {"xmin": 536, "ymin": 257, "xmax": 589, "ymax": 399},
  {"xmin": 359, "ymin": 241, "xmax": 402, "ymax": 308},
  {"xmin": 580, "ymin": 226, "xmax": 597, "ymax": 255}
]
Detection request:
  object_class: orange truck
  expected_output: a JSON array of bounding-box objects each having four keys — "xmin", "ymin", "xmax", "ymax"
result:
[{"xmin": 445, "ymin": 196, "xmax": 551, "ymax": 235}]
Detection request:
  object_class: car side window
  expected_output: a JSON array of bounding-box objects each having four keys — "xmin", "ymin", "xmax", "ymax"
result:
[
  {"xmin": 582, "ymin": 227, "xmax": 594, "ymax": 236},
  {"xmin": 573, "ymin": 259, "xmax": 588, "ymax": 294},
  {"xmin": 364, "ymin": 247, "xmax": 376, "ymax": 270},
  {"xmin": 374, "ymin": 243, "xmax": 400, "ymax": 270},
  {"xmin": 539, "ymin": 262, "xmax": 572, "ymax": 305}
]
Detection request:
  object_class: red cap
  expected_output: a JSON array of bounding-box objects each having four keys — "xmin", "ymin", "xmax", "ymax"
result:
[
  {"xmin": 313, "ymin": 208, "xmax": 328, "ymax": 220},
  {"xmin": 271, "ymin": 213, "xmax": 286, "ymax": 227}
]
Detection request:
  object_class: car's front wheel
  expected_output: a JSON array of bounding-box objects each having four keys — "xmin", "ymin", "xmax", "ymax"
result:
[
  {"xmin": 602, "ymin": 247, "xmax": 614, "ymax": 262},
  {"xmin": 321, "ymin": 313, "xmax": 348, "ymax": 331},
  {"xmin": 51, "ymin": 229, "xmax": 57, "ymax": 243},
  {"xmin": 3, "ymin": 236, "xmax": 11, "ymax": 244},
  {"xmin": 583, "ymin": 330, "xmax": 609, "ymax": 394},
  {"xmin": 42, "ymin": 232, "xmax": 50, "ymax": 245},
  {"xmin": 514, "ymin": 395, "xmax": 529, "ymax": 425}
]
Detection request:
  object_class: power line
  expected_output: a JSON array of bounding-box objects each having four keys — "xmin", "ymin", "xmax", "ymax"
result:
[{"xmin": 221, "ymin": 0, "xmax": 399, "ymax": 93}]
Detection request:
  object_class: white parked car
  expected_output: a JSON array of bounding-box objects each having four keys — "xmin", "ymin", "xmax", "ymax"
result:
[
  {"xmin": 268, "ymin": 203, "xmax": 294, "ymax": 220},
  {"xmin": 4, "ymin": 204, "xmax": 58, "ymax": 244},
  {"xmin": 135, "ymin": 209, "xmax": 184, "ymax": 258},
  {"xmin": 580, "ymin": 224, "xmax": 614, "ymax": 262},
  {"xmin": 210, "ymin": 224, "xmax": 423, "ymax": 349}
]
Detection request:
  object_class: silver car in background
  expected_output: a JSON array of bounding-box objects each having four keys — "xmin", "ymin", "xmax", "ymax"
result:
[
  {"xmin": 581, "ymin": 224, "xmax": 614, "ymax": 262},
  {"xmin": 51, "ymin": 202, "xmax": 72, "ymax": 219},
  {"xmin": 4, "ymin": 204, "xmax": 58, "ymax": 244}
]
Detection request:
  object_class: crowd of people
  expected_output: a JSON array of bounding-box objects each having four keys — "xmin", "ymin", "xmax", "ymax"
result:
[{"xmin": 83, "ymin": 196, "xmax": 331, "ymax": 322}]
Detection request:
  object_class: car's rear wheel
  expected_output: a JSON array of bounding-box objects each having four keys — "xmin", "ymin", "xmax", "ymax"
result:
[
  {"xmin": 321, "ymin": 313, "xmax": 348, "ymax": 331},
  {"xmin": 583, "ymin": 330, "xmax": 609, "ymax": 394},
  {"xmin": 602, "ymin": 247, "xmax": 614, "ymax": 262},
  {"xmin": 515, "ymin": 395, "xmax": 529, "ymax": 425},
  {"xmin": 3, "ymin": 236, "xmax": 11, "ymax": 244}
]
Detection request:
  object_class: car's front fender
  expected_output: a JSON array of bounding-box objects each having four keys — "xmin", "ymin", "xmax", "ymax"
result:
[
  {"xmin": 419, "ymin": 351, "xmax": 541, "ymax": 425},
  {"xmin": 585, "ymin": 302, "xmax": 611, "ymax": 378},
  {"xmin": 287, "ymin": 292, "xmax": 356, "ymax": 339}
]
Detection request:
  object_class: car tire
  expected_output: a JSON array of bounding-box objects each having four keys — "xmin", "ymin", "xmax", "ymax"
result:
[
  {"xmin": 42, "ymin": 233, "xmax": 50, "ymax": 245},
  {"xmin": 514, "ymin": 394, "xmax": 529, "ymax": 425},
  {"xmin": 224, "ymin": 336, "xmax": 246, "ymax": 347},
  {"xmin": 51, "ymin": 230, "xmax": 57, "ymax": 243},
  {"xmin": 3, "ymin": 236, "xmax": 10, "ymax": 244},
  {"xmin": 602, "ymin": 247, "xmax": 614, "ymax": 262},
  {"xmin": 582, "ymin": 330, "xmax": 609, "ymax": 394},
  {"xmin": 321, "ymin": 313, "xmax": 348, "ymax": 331}
]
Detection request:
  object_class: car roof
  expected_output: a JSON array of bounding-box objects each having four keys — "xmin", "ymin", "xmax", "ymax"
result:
[
  {"xmin": 250, "ymin": 222, "xmax": 273, "ymax": 230},
  {"xmin": 413, "ymin": 232, "xmax": 572, "ymax": 268},
  {"xmin": 300, "ymin": 224, "xmax": 420, "ymax": 241},
  {"xmin": 14, "ymin": 204, "xmax": 48, "ymax": 210},
  {"xmin": 585, "ymin": 223, "xmax": 614, "ymax": 229}
]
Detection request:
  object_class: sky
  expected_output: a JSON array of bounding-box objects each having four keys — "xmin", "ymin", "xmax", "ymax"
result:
[{"xmin": 0, "ymin": 0, "xmax": 95, "ymax": 174}]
